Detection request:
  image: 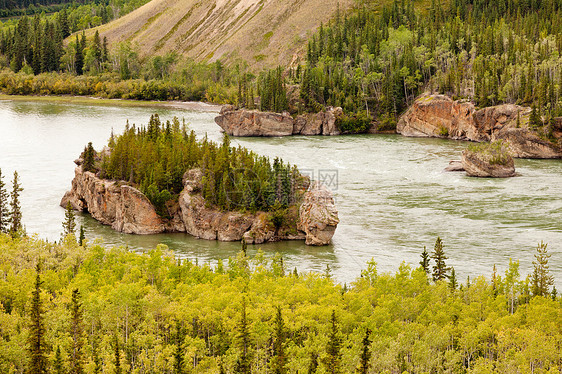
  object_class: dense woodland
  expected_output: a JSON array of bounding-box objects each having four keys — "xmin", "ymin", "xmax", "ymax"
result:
[
  {"xmin": 92, "ymin": 115, "xmax": 304, "ymax": 215},
  {"xmin": 0, "ymin": 233, "xmax": 560, "ymax": 373}
]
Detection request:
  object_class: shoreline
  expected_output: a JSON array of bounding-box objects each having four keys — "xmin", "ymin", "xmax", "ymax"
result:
[{"xmin": 0, "ymin": 93, "xmax": 222, "ymax": 112}]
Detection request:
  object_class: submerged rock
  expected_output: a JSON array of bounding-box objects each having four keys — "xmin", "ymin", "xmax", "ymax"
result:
[{"xmin": 444, "ymin": 160, "xmax": 464, "ymax": 172}]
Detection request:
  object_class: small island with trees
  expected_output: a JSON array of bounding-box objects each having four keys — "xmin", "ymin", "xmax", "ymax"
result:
[{"xmin": 61, "ymin": 114, "xmax": 339, "ymax": 245}]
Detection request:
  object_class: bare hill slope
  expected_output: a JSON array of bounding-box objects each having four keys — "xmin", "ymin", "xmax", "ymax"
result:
[{"xmin": 93, "ymin": 0, "xmax": 354, "ymax": 69}]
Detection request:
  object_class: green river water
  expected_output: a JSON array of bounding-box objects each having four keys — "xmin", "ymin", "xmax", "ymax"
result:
[{"xmin": 0, "ymin": 98, "xmax": 560, "ymax": 285}]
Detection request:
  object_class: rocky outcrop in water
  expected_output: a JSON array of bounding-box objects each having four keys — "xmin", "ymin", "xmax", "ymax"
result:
[
  {"xmin": 298, "ymin": 182, "xmax": 339, "ymax": 246},
  {"xmin": 461, "ymin": 150, "xmax": 515, "ymax": 178},
  {"xmin": 397, "ymin": 94, "xmax": 561, "ymax": 158},
  {"xmin": 215, "ymin": 106, "xmax": 343, "ymax": 136},
  {"xmin": 61, "ymin": 164, "xmax": 338, "ymax": 245}
]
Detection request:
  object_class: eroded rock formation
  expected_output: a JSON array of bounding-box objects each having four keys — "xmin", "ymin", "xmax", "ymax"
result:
[
  {"xmin": 397, "ymin": 94, "xmax": 561, "ymax": 158},
  {"xmin": 215, "ymin": 106, "xmax": 343, "ymax": 136},
  {"xmin": 61, "ymin": 165, "xmax": 339, "ymax": 245},
  {"xmin": 461, "ymin": 150, "xmax": 516, "ymax": 178}
]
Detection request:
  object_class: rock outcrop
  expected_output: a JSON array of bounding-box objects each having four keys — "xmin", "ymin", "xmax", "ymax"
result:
[
  {"xmin": 61, "ymin": 165, "xmax": 338, "ymax": 245},
  {"xmin": 397, "ymin": 94, "xmax": 561, "ymax": 158},
  {"xmin": 215, "ymin": 106, "xmax": 343, "ymax": 137},
  {"xmin": 461, "ymin": 149, "xmax": 516, "ymax": 178},
  {"xmin": 61, "ymin": 168, "xmax": 166, "ymax": 234},
  {"xmin": 298, "ymin": 182, "xmax": 339, "ymax": 246}
]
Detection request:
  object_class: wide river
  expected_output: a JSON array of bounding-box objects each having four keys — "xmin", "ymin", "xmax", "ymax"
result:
[{"xmin": 0, "ymin": 98, "xmax": 561, "ymax": 285}]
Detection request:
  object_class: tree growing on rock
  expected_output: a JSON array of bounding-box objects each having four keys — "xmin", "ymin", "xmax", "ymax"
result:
[{"xmin": 82, "ymin": 142, "xmax": 96, "ymax": 172}]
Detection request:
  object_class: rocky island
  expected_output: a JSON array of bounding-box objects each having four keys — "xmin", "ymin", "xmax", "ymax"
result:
[
  {"xmin": 61, "ymin": 116, "xmax": 339, "ymax": 245},
  {"xmin": 461, "ymin": 141, "xmax": 516, "ymax": 178},
  {"xmin": 397, "ymin": 94, "xmax": 561, "ymax": 159}
]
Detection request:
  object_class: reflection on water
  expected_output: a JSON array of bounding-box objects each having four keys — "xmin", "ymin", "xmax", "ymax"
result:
[{"xmin": 0, "ymin": 98, "xmax": 561, "ymax": 285}]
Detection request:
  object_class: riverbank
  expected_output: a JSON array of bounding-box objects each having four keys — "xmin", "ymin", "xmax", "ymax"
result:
[{"xmin": 0, "ymin": 94, "xmax": 221, "ymax": 112}]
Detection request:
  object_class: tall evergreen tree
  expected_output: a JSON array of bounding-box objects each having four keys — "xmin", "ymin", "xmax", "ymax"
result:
[
  {"xmin": 173, "ymin": 320, "xmax": 185, "ymax": 374},
  {"xmin": 69, "ymin": 289, "xmax": 85, "ymax": 374},
  {"xmin": 357, "ymin": 328, "xmax": 371, "ymax": 374},
  {"xmin": 234, "ymin": 297, "xmax": 251, "ymax": 374},
  {"xmin": 531, "ymin": 241, "xmax": 554, "ymax": 297},
  {"xmin": 9, "ymin": 170, "xmax": 23, "ymax": 235},
  {"xmin": 431, "ymin": 237, "xmax": 449, "ymax": 282},
  {"xmin": 78, "ymin": 226, "xmax": 85, "ymax": 247},
  {"xmin": 75, "ymin": 34, "xmax": 83, "ymax": 75},
  {"xmin": 62, "ymin": 201, "xmax": 76, "ymax": 238},
  {"xmin": 114, "ymin": 335, "xmax": 122, "ymax": 374},
  {"xmin": 325, "ymin": 310, "xmax": 341, "ymax": 374},
  {"xmin": 28, "ymin": 264, "xmax": 48, "ymax": 374},
  {"xmin": 82, "ymin": 142, "xmax": 95, "ymax": 172},
  {"xmin": 448, "ymin": 267, "xmax": 458, "ymax": 290},
  {"xmin": 271, "ymin": 306, "xmax": 286, "ymax": 374},
  {"xmin": 419, "ymin": 246, "xmax": 430, "ymax": 275},
  {"xmin": 53, "ymin": 346, "xmax": 64, "ymax": 374},
  {"xmin": 0, "ymin": 168, "xmax": 8, "ymax": 233}
]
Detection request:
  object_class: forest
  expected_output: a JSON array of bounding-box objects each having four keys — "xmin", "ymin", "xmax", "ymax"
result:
[
  {"xmin": 92, "ymin": 115, "xmax": 305, "ymax": 215},
  {"xmin": 0, "ymin": 232, "xmax": 560, "ymax": 373}
]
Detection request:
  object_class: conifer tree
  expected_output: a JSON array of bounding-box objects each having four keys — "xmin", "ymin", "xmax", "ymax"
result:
[
  {"xmin": 70, "ymin": 289, "xmax": 85, "ymax": 374},
  {"xmin": 173, "ymin": 320, "xmax": 185, "ymax": 374},
  {"xmin": 308, "ymin": 352, "xmax": 318, "ymax": 374},
  {"xmin": 28, "ymin": 264, "xmax": 48, "ymax": 374},
  {"xmin": 271, "ymin": 306, "xmax": 286, "ymax": 374},
  {"xmin": 531, "ymin": 241, "xmax": 554, "ymax": 297},
  {"xmin": 63, "ymin": 202, "xmax": 76, "ymax": 238},
  {"xmin": 53, "ymin": 346, "xmax": 64, "ymax": 374},
  {"xmin": 419, "ymin": 246, "xmax": 430, "ymax": 275},
  {"xmin": 92, "ymin": 336, "xmax": 102, "ymax": 374},
  {"xmin": 0, "ymin": 168, "xmax": 8, "ymax": 233},
  {"xmin": 431, "ymin": 237, "xmax": 449, "ymax": 282},
  {"xmin": 325, "ymin": 310, "xmax": 341, "ymax": 374},
  {"xmin": 83, "ymin": 142, "xmax": 95, "ymax": 172},
  {"xmin": 358, "ymin": 328, "xmax": 371, "ymax": 374},
  {"xmin": 9, "ymin": 170, "xmax": 23, "ymax": 236},
  {"xmin": 448, "ymin": 267, "xmax": 458, "ymax": 290},
  {"xmin": 114, "ymin": 335, "xmax": 122, "ymax": 374},
  {"xmin": 234, "ymin": 297, "xmax": 251, "ymax": 374},
  {"xmin": 75, "ymin": 34, "xmax": 83, "ymax": 75},
  {"xmin": 78, "ymin": 226, "xmax": 85, "ymax": 247}
]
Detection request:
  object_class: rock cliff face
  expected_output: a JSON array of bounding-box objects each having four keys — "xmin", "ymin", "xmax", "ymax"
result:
[
  {"xmin": 215, "ymin": 106, "xmax": 343, "ymax": 136},
  {"xmin": 397, "ymin": 94, "xmax": 561, "ymax": 158},
  {"xmin": 61, "ymin": 165, "xmax": 338, "ymax": 245}
]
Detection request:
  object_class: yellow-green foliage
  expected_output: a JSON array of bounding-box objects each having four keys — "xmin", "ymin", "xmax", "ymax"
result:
[
  {"xmin": 0, "ymin": 234, "xmax": 560, "ymax": 373},
  {"xmin": 467, "ymin": 140, "xmax": 512, "ymax": 165}
]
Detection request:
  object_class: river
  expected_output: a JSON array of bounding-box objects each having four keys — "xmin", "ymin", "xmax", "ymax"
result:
[{"xmin": 0, "ymin": 98, "xmax": 560, "ymax": 286}]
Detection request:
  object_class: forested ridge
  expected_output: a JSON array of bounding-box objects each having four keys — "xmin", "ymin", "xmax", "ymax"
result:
[
  {"xmin": 0, "ymin": 233, "xmax": 560, "ymax": 373},
  {"xmin": 87, "ymin": 115, "xmax": 305, "ymax": 215}
]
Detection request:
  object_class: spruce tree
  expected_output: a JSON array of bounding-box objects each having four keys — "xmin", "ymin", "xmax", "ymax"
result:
[
  {"xmin": 531, "ymin": 241, "xmax": 554, "ymax": 297},
  {"xmin": 325, "ymin": 310, "xmax": 341, "ymax": 374},
  {"xmin": 0, "ymin": 168, "xmax": 8, "ymax": 233},
  {"xmin": 53, "ymin": 346, "xmax": 64, "ymax": 374},
  {"xmin": 9, "ymin": 170, "xmax": 23, "ymax": 236},
  {"xmin": 70, "ymin": 289, "xmax": 85, "ymax": 374},
  {"xmin": 173, "ymin": 320, "xmax": 185, "ymax": 374},
  {"xmin": 358, "ymin": 328, "xmax": 371, "ymax": 374},
  {"xmin": 63, "ymin": 202, "xmax": 76, "ymax": 238},
  {"xmin": 419, "ymin": 246, "xmax": 430, "ymax": 275},
  {"xmin": 28, "ymin": 264, "xmax": 48, "ymax": 374},
  {"xmin": 83, "ymin": 142, "xmax": 95, "ymax": 172},
  {"xmin": 114, "ymin": 335, "xmax": 122, "ymax": 374},
  {"xmin": 308, "ymin": 352, "xmax": 318, "ymax": 374},
  {"xmin": 78, "ymin": 226, "xmax": 85, "ymax": 247},
  {"xmin": 234, "ymin": 298, "xmax": 251, "ymax": 374},
  {"xmin": 448, "ymin": 267, "xmax": 458, "ymax": 290},
  {"xmin": 431, "ymin": 237, "xmax": 449, "ymax": 282},
  {"xmin": 271, "ymin": 306, "xmax": 286, "ymax": 374},
  {"xmin": 75, "ymin": 34, "xmax": 83, "ymax": 75}
]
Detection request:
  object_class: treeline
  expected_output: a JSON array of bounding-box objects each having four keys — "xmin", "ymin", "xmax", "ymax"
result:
[
  {"xmin": 94, "ymin": 115, "xmax": 304, "ymax": 214},
  {"xmin": 238, "ymin": 0, "xmax": 562, "ymax": 133},
  {"xmin": 0, "ymin": 234, "xmax": 560, "ymax": 373}
]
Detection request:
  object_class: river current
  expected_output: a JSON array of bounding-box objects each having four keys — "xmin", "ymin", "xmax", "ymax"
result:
[{"xmin": 0, "ymin": 98, "xmax": 560, "ymax": 285}]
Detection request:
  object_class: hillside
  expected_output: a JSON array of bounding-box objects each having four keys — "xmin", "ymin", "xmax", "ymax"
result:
[{"xmin": 91, "ymin": 0, "xmax": 354, "ymax": 69}]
